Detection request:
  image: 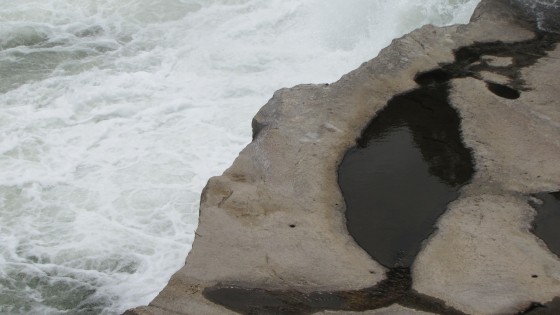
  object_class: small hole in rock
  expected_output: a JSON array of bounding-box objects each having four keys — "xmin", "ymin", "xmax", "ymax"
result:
[
  {"xmin": 532, "ymin": 275, "xmax": 539, "ymax": 278},
  {"xmin": 486, "ymin": 82, "xmax": 520, "ymax": 99},
  {"xmin": 289, "ymin": 224, "xmax": 296, "ymax": 228}
]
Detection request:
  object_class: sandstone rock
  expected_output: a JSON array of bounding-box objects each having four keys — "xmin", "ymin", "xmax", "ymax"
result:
[
  {"xmin": 411, "ymin": 28, "xmax": 560, "ymax": 315},
  {"xmin": 412, "ymin": 194, "xmax": 560, "ymax": 315},
  {"xmin": 127, "ymin": 0, "xmax": 560, "ymax": 314}
]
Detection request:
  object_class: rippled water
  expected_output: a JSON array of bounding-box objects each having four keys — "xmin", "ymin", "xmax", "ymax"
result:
[{"xmin": 0, "ymin": 1, "xmax": 480, "ymax": 314}]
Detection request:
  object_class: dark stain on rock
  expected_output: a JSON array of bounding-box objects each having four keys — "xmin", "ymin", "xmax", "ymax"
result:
[
  {"xmin": 529, "ymin": 192, "xmax": 560, "ymax": 257},
  {"xmin": 415, "ymin": 69, "xmax": 453, "ymax": 85},
  {"xmin": 519, "ymin": 298, "xmax": 560, "ymax": 315},
  {"xmin": 204, "ymin": 268, "xmax": 467, "ymax": 315},
  {"xmin": 202, "ymin": 33, "xmax": 560, "ymax": 315},
  {"xmin": 416, "ymin": 32, "xmax": 560, "ymax": 96},
  {"xmin": 519, "ymin": 302, "xmax": 547, "ymax": 314}
]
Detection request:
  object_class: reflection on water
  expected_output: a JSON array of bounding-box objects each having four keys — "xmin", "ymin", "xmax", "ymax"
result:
[{"xmin": 339, "ymin": 83, "xmax": 474, "ymax": 268}]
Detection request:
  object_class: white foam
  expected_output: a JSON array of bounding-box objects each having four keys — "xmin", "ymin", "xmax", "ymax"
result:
[{"xmin": 0, "ymin": 0, "xmax": 480, "ymax": 313}]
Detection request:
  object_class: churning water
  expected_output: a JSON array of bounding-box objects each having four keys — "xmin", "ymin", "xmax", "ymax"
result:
[{"xmin": 0, "ymin": 1, "xmax": 480, "ymax": 314}]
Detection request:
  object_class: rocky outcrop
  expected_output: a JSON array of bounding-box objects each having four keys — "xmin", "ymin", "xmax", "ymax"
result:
[{"xmin": 127, "ymin": 0, "xmax": 560, "ymax": 314}]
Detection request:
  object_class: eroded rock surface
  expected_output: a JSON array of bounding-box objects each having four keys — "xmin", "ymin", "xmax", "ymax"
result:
[
  {"xmin": 128, "ymin": 0, "xmax": 560, "ymax": 314},
  {"xmin": 412, "ymin": 39, "xmax": 560, "ymax": 313}
]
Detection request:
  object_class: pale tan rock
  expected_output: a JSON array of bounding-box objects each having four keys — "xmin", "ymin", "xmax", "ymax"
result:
[
  {"xmin": 478, "ymin": 71, "xmax": 510, "ymax": 85},
  {"xmin": 481, "ymin": 55, "xmax": 513, "ymax": 67},
  {"xmin": 412, "ymin": 195, "xmax": 560, "ymax": 315},
  {"xmin": 450, "ymin": 59, "xmax": 560, "ymax": 194},
  {"xmin": 520, "ymin": 47, "xmax": 560, "ymax": 131}
]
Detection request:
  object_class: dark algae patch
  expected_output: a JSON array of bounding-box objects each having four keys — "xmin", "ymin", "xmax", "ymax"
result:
[
  {"xmin": 203, "ymin": 33, "xmax": 560, "ymax": 315},
  {"xmin": 529, "ymin": 192, "xmax": 560, "ymax": 258}
]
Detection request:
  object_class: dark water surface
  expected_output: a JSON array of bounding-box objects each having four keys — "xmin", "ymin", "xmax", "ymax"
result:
[{"xmin": 338, "ymin": 83, "xmax": 474, "ymax": 268}]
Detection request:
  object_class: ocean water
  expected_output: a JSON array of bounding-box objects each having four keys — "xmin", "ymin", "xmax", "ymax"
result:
[{"xmin": 0, "ymin": 1, "xmax": 480, "ymax": 314}]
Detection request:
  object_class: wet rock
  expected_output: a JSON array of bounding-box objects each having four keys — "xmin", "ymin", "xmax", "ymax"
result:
[{"xmin": 412, "ymin": 195, "xmax": 560, "ymax": 315}]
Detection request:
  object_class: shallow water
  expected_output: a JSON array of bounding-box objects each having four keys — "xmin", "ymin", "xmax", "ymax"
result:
[
  {"xmin": 338, "ymin": 83, "xmax": 474, "ymax": 268},
  {"xmin": 0, "ymin": 1, "xmax": 481, "ymax": 314}
]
